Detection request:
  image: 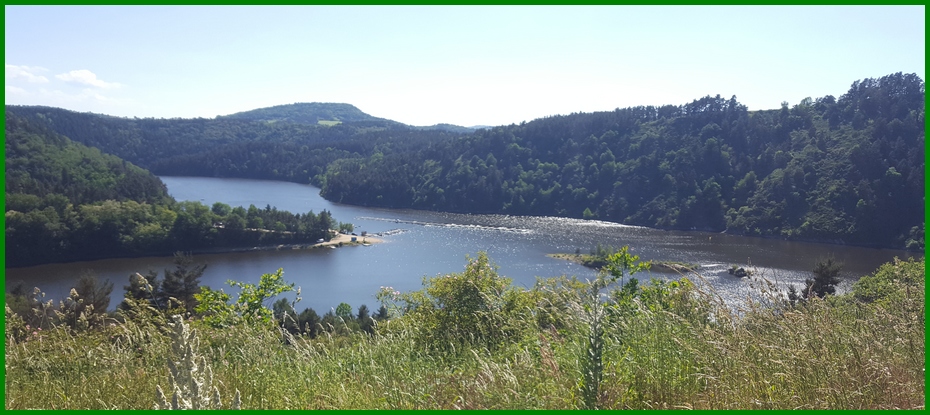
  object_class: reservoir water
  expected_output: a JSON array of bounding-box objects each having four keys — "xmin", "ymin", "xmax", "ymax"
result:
[{"xmin": 6, "ymin": 176, "xmax": 916, "ymax": 313}]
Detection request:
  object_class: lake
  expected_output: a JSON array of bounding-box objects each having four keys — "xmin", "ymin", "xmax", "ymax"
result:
[{"xmin": 6, "ymin": 176, "xmax": 916, "ymax": 313}]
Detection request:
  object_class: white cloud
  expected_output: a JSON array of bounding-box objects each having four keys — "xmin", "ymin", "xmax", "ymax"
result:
[
  {"xmin": 5, "ymin": 85, "xmax": 28, "ymax": 96},
  {"xmin": 5, "ymin": 65, "xmax": 49, "ymax": 83},
  {"xmin": 55, "ymin": 69, "xmax": 122, "ymax": 89},
  {"xmin": 25, "ymin": 87, "xmax": 130, "ymax": 106}
]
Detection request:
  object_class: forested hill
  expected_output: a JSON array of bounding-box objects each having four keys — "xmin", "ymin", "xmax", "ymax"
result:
[
  {"xmin": 5, "ymin": 112, "xmax": 171, "ymax": 206},
  {"xmin": 4, "ymin": 112, "xmax": 341, "ymax": 267},
  {"xmin": 5, "ymin": 72, "xmax": 924, "ymax": 250},
  {"xmin": 4, "ymin": 105, "xmax": 460, "ymax": 183},
  {"xmin": 217, "ymin": 102, "xmax": 401, "ymax": 126},
  {"xmin": 318, "ymin": 73, "xmax": 925, "ymax": 250}
]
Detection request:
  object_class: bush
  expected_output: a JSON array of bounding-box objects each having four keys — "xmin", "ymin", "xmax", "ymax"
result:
[
  {"xmin": 379, "ymin": 252, "xmax": 534, "ymax": 354},
  {"xmin": 194, "ymin": 268, "xmax": 297, "ymax": 328},
  {"xmin": 852, "ymin": 257, "xmax": 924, "ymax": 305}
]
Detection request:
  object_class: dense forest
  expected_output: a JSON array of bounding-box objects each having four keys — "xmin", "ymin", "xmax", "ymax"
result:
[
  {"xmin": 6, "ymin": 73, "xmax": 924, "ymax": 250},
  {"xmin": 318, "ymin": 73, "xmax": 924, "ymax": 250},
  {"xmin": 4, "ymin": 112, "xmax": 340, "ymax": 267},
  {"xmin": 5, "ymin": 103, "xmax": 454, "ymax": 184}
]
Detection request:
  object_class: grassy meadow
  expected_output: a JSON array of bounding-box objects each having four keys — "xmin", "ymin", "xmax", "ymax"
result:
[{"xmin": 4, "ymin": 253, "xmax": 924, "ymax": 409}]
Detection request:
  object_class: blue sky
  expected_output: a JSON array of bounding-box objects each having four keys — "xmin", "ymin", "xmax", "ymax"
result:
[{"xmin": 5, "ymin": 5, "xmax": 925, "ymax": 127}]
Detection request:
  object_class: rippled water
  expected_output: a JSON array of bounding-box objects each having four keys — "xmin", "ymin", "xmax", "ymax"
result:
[{"xmin": 6, "ymin": 176, "xmax": 915, "ymax": 313}]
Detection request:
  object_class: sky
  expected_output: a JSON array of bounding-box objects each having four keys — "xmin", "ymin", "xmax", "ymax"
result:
[{"xmin": 5, "ymin": 6, "xmax": 925, "ymax": 127}]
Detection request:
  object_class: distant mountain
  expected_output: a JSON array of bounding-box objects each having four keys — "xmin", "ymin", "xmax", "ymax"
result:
[
  {"xmin": 413, "ymin": 123, "xmax": 477, "ymax": 134},
  {"xmin": 220, "ymin": 102, "xmax": 486, "ymax": 133},
  {"xmin": 218, "ymin": 102, "xmax": 402, "ymax": 126}
]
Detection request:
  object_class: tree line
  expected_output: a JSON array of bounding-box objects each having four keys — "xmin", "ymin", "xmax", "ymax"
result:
[
  {"xmin": 319, "ymin": 73, "xmax": 924, "ymax": 250},
  {"xmin": 5, "ymin": 112, "xmax": 341, "ymax": 267},
  {"xmin": 7, "ymin": 72, "xmax": 923, "ymax": 250}
]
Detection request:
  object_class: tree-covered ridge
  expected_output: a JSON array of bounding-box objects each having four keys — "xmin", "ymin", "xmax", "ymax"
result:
[
  {"xmin": 319, "ymin": 73, "xmax": 924, "ymax": 250},
  {"xmin": 5, "ymin": 112, "xmax": 171, "ymax": 206},
  {"xmin": 4, "ymin": 104, "xmax": 456, "ymax": 185},
  {"xmin": 217, "ymin": 102, "xmax": 400, "ymax": 126},
  {"xmin": 412, "ymin": 123, "xmax": 479, "ymax": 134},
  {"xmin": 4, "ymin": 114, "xmax": 342, "ymax": 267},
  {"xmin": 5, "ymin": 72, "xmax": 923, "ymax": 250}
]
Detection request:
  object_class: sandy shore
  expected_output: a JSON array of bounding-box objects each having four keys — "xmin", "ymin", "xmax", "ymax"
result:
[
  {"xmin": 182, "ymin": 232, "xmax": 383, "ymax": 256},
  {"xmin": 319, "ymin": 233, "xmax": 383, "ymax": 247}
]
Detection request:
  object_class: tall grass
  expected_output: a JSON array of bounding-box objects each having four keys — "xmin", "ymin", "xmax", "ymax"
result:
[{"xmin": 5, "ymin": 257, "xmax": 924, "ymax": 409}]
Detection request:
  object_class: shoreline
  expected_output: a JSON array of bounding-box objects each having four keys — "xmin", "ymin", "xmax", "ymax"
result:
[
  {"xmin": 6, "ymin": 232, "xmax": 385, "ymax": 270},
  {"xmin": 195, "ymin": 232, "xmax": 384, "ymax": 255}
]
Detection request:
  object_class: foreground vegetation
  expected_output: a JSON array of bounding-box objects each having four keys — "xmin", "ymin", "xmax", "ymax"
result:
[{"xmin": 5, "ymin": 250, "xmax": 923, "ymax": 409}]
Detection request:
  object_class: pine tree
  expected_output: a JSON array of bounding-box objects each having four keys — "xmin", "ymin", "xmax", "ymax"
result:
[{"xmin": 803, "ymin": 257, "xmax": 843, "ymax": 299}]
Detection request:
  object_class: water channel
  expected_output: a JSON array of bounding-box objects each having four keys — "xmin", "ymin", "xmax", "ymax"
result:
[{"xmin": 6, "ymin": 176, "xmax": 916, "ymax": 313}]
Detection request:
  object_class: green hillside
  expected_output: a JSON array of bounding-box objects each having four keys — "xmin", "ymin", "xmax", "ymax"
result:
[
  {"xmin": 6, "ymin": 72, "xmax": 924, "ymax": 250},
  {"xmin": 218, "ymin": 102, "xmax": 399, "ymax": 126},
  {"xmin": 319, "ymin": 73, "xmax": 925, "ymax": 250},
  {"xmin": 4, "ymin": 112, "xmax": 341, "ymax": 267}
]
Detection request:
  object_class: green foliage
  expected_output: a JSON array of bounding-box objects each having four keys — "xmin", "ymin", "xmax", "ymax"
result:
[
  {"xmin": 851, "ymin": 257, "xmax": 924, "ymax": 306},
  {"xmin": 297, "ymin": 307, "xmax": 322, "ymax": 337},
  {"xmin": 5, "ymin": 305, "xmax": 29, "ymax": 344},
  {"xmin": 335, "ymin": 302, "xmax": 353, "ymax": 320},
  {"xmin": 3, "ymin": 256, "xmax": 924, "ymax": 409},
  {"xmin": 576, "ymin": 245, "xmax": 651, "ymax": 409},
  {"xmin": 603, "ymin": 245, "xmax": 652, "ymax": 284},
  {"xmin": 4, "ymin": 111, "xmax": 345, "ymax": 267},
  {"xmin": 159, "ymin": 253, "xmax": 207, "ymax": 312},
  {"xmin": 380, "ymin": 252, "xmax": 533, "ymax": 354},
  {"xmin": 357, "ymin": 304, "xmax": 375, "ymax": 335},
  {"xmin": 582, "ymin": 207, "xmax": 596, "ymax": 220},
  {"xmin": 338, "ymin": 221, "xmax": 354, "ymax": 233},
  {"xmin": 195, "ymin": 268, "xmax": 297, "ymax": 328},
  {"xmin": 313, "ymin": 73, "xmax": 922, "ymax": 250},
  {"xmin": 194, "ymin": 286, "xmax": 237, "ymax": 328},
  {"xmin": 5, "ymin": 112, "xmax": 171, "ymax": 206},
  {"xmin": 67, "ymin": 273, "xmax": 114, "ymax": 328},
  {"xmin": 9, "ymin": 73, "xmax": 922, "ymax": 250},
  {"xmin": 802, "ymin": 257, "xmax": 843, "ymax": 299},
  {"xmin": 230, "ymin": 268, "xmax": 296, "ymax": 323},
  {"xmin": 219, "ymin": 102, "xmax": 396, "ymax": 125}
]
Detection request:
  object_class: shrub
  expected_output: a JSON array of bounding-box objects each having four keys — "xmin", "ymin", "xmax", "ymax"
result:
[
  {"xmin": 194, "ymin": 268, "xmax": 297, "ymax": 328},
  {"xmin": 379, "ymin": 252, "xmax": 533, "ymax": 354}
]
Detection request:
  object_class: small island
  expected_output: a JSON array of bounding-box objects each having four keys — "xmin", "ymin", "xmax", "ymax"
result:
[{"xmin": 548, "ymin": 252, "xmax": 700, "ymax": 274}]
